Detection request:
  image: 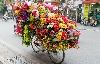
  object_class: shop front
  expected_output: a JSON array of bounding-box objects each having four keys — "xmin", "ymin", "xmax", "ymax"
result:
[{"xmin": 82, "ymin": 0, "xmax": 100, "ymax": 26}]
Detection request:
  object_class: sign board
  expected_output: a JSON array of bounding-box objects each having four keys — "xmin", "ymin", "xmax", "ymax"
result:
[{"xmin": 84, "ymin": 4, "xmax": 89, "ymax": 20}]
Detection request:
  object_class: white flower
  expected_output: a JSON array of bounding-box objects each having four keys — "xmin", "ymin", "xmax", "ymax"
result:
[{"xmin": 47, "ymin": 23, "xmax": 54, "ymax": 28}]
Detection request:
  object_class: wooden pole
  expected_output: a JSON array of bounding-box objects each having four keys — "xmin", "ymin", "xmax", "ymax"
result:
[{"xmin": 76, "ymin": 8, "xmax": 77, "ymax": 22}]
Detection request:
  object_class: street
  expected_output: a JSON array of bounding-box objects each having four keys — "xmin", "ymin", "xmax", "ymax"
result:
[{"xmin": 0, "ymin": 19, "xmax": 100, "ymax": 64}]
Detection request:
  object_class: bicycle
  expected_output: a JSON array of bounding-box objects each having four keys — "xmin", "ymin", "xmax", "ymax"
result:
[{"xmin": 30, "ymin": 36, "xmax": 65, "ymax": 64}]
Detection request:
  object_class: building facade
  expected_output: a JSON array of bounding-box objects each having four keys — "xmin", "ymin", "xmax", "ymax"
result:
[{"xmin": 3, "ymin": 0, "xmax": 14, "ymax": 5}]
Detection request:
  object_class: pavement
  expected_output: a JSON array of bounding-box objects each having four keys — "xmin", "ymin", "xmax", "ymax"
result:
[
  {"xmin": 77, "ymin": 23, "xmax": 100, "ymax": 31},
  {"xmin": 0, "ymin": 19, "xmax": 46, "ymax": 64},
  {"xmin": 0, "ymin": 37, "xmax": 46, "ymax": 64},
  {"xmin": 0, "ymin": 19, "xmax": 100, "ymax": 64}
]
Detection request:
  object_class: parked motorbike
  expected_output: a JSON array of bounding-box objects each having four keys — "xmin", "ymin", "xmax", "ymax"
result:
[
  {"xmin": 80, "ymin": 18, "xmax": 89, "ymax": 26},
  {"xmin": 89, "ymin": 17, "xmax": 98, "ymax": 27}
]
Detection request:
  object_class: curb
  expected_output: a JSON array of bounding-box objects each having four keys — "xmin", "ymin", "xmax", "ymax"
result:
[
  {"xmin": 0, "ymin": 39, "xmax": 47, "ymax": 64},
  {"xmin": 78, "ymin": 28, "xmax": 100, "ymax": 31}
]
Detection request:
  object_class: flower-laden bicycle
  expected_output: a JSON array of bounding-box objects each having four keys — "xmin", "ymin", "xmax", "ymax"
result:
[{"xmin": 14, "ymin": 1, "xmax": 81, "ymax": 64}]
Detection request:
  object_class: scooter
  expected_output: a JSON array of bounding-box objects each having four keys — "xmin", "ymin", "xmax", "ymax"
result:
[
  {"xmin": 89, "ymin": 17, "xmax": 98, "ymax": 27},
  {"xmin": 80, "ymin": 18, "xmax": 89, "ymax": 26}
]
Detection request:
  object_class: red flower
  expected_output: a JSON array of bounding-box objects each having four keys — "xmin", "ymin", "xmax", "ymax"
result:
[
  {"xmin": 18, "ymin": 17, "xmax": 22, "ymax": 20},
  {"xmin": 22, "ymin": 3, "xmax": 29, "ymax": 10},
  {"xmin": 46, "ymin": 18, "xmax": 51, "ymax": 23},
  {"xmin": 51, "ymin": 20, "xmax": 59, "ymax": 25},
  {"xmin": 45, "ymin": 29, "xmax": 48, "ymax": 34},
  {"xmin": 61, "ymin": 16, "xmax": 68, "ymax": 23},
  {"xmin": 67, "ymin": 34, "xmax": 70, "ymax": 39},
  {"xmin": 69, "ymin": 43, "xmax": 75, "ymax": 47},
  {"xmin": 61, "ymin": 32, "xmax": 67, "ymax": 40},
  {"xmin": 41, "ymin": 30, "xmax": 45, "ymax": 34},
  {"xmin": 35, "ymin": 29, "xmax": 40, "ymax": 34},
  {"xmin": 75, "ymin": 40, "xmax": 78, "ymax": 44},
  {"xmin": 55, "ymin": 15, "xmax": 60, "ymax": 18},
  {"xmin": 54, "ymin": 24, "xmax": 59, "ymax": 32},
  {"xmin": 74, "ymin": 32, "xmax": 81, "ymax": 36},
  {"xmin": 32, "ymin": 11, "xmax": 37, "ymax": 17},
  {"xmin": 16, "ymin": 6, "xmax": 19, "ymax": 10}
]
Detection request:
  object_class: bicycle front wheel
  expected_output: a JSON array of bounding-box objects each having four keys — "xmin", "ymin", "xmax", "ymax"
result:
[{"xmin": 48, "ymin": 50, "xmax": 65, "ymax": 64}]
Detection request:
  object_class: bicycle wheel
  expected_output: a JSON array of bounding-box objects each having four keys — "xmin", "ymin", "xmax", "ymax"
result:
[
  {"xmin": 14, "ymin": 25, "xmax": 16, "ymax": 32},
  {"xmin": 92, "ymin": 21, "xmax": 97, "ymax": 27},
  {"xmin": 31, "ymin": 36, "xmax": 43, "ymax": 53},
  {"xmin": 80, "ymin": 21, "xmax": 84, "ymax": 25},
  {"xmin": 85, "ymin": 20, "xmax": 89, "ymax": 26},
  {"xmin": 48, "ymin": 50, "xmax": 65, "ymax": 64}
]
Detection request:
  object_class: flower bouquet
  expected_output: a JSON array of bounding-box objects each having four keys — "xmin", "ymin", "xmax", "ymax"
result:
[
  {"xmin": 14, "ymin": 1, "xmax": 81, "ymax": 63},
  {"xmin": 14, "ymin": 1, "xmax": 81, "ymax": 52}
]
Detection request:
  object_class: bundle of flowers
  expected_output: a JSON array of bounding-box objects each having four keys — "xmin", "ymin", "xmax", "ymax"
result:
[{"xmin": 14, "ymin": 1, "xmax": 81, "ymax": 51}]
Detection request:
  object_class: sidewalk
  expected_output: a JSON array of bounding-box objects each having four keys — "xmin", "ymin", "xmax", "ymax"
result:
[
  {"xmin": 77, "ymin": 23, "xmax": 100, "ymax": 31},
  {"xmin": 0, "ymin": 39, "xmax": 46, "ymax": 64}
]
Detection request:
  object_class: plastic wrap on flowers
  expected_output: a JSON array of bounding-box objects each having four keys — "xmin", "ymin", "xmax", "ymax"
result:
[{"xmin": 14, "ymin": 2, "xmax": 81, "ymax": 51}]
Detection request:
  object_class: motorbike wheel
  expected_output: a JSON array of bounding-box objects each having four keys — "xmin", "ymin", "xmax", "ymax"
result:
[
  {"xmin": 80, "ymin": 21, "xmax": 84, "ymax": 25},
  {"xmin": 92, "ymin": 21, "xmax": 97, "ymax": 27},
  {"xmin": 85, "ymin": 20, "xmax": 89, "ymax": 26}
]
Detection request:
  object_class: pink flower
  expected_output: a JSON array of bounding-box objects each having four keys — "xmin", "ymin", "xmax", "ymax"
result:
[{"xmin": 75, "ymin": 40, "xmax": 78, "ymax": 44}]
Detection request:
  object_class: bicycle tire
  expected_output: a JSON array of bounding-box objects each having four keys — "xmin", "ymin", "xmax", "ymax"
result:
[
  {"xmin": 30, "ymin": 36, "xmax": 42, "ymax": 53},
  {"xmin": 48, "ymin": 50, "xmax": 65, "ymax": 64},
  {"xmin": 14, "ymin": 25, "xmax": 16, "ymax": 32}
]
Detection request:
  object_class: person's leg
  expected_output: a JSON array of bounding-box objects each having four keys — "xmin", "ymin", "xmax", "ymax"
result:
[{"xmin": 3, "ymin": 17, "xmax": 7, "ymax": 22}]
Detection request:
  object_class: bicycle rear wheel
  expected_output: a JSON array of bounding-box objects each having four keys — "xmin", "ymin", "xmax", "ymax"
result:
[
  {"xmin": 48, "ymin": 50, "xmax": 65, "ymax": 64},
  {"xmin": 31, "ymin": 36, "xmax": 43, "ymax": 53}
]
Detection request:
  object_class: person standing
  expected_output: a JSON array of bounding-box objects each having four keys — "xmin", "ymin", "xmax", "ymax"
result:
[
  {"xmin": 12, "ymin": 3, "xmax": 15, "ymax": 21},
  {"xmin": 3, "ymin": 4, "xmax": 7, "ymax": 16},
  {"xmin": 2, "ymin": 12, "xmax": 8, "ymax": 22}
]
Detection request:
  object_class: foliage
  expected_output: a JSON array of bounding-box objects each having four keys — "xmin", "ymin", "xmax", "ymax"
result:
[
  {"xmin": 0, "ymin": 0, "xmax": 3, "ymax": 3},
  {"xmin": 0, "ymin": 2, "xmax": 4, "ymax": 11},
  {"xmin": 58, "ymin": 0, "xmax": 65, "ymax": 3}
]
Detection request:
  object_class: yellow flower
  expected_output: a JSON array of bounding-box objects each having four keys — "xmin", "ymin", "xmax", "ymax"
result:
[
  {"xmin": 58, "ymin": 44, "xmax": 63, "ymax": 50},
  {"xmin": 67, "ymin": 23, "xmax": 71, "ymax": 26},
  {"xmin": 30, "ymin": 13, "xmax": 34, "ymax": 21},
  {"xmin": 44, "ymin": 35, "xmax": 47, "ymax": 39},
  {"xmin": 29, "ymin": 5, "xmax": 34, "ymax": 12},
  {"xmin": 71, "ymin": 24, "xmax": 76, "ymax": 29},
  {"xmin": 59, "ymin": 23, "xmax": 67, "ymax": 29},
  {"xmin": 15, "ymin": 10, "xmax": 20, "ymax": 15},
  {"xmin": 23, "ymin": 34, "xmax": 26, "ymax": 42},
  {"xmin": 40, "ymin": 18, "xmax": 46, "ymax": 24},
  {"xmin": 42, "ymin": 42, "xmax": 47, "ymax": 46},
  {"xmin": 26, "ymin": 37, "xmax": 29, "ymax": 42},
  {"xmin": 59, "ymin": 42, "xmax": 63, "ymax": 45},
  {"xmin": 68, "ymin": 43, "xmax": 70, "ymax": 49},
  {"xmin": 56, "ymin": 32, "xmax": 62, "ymax": 40}
]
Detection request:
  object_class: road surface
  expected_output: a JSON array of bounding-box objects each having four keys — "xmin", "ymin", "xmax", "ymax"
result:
[{"xmin": 0, "ymin": 19, "xmax": 100, "ymax": 64}]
